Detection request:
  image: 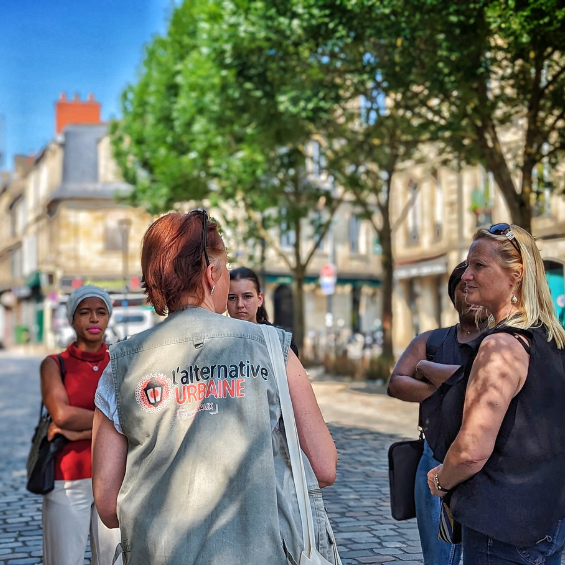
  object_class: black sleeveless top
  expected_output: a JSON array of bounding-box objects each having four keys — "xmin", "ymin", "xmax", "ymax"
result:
[
  {"xmin": 430, "ymin": 325, "xmax": 483, "ymax": 366},
  {"xmin": 423, "ymin": 325, "xmax": 565, "ymax": 546}
]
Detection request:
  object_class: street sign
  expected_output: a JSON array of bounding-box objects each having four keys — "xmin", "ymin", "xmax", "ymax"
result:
[
  {"xmin": 319, "ymin": 264, "xmax": 337, "ymax": 296},
  {"xmin": 320, "ymin": 264, "xmax": 336, "ymax": 278}
]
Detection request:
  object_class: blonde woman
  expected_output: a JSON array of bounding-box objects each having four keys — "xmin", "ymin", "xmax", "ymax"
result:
[{"xmin": 426, "ymin": 224, "xmax": 565, "ymax": 565}]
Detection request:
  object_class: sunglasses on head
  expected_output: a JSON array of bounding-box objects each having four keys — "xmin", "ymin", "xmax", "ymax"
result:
[
  {"xmin": 190, "ymin": 208, "xmax": 210, "ymax": 268},
  {"xmin": 488, "ymin": 223, "xmax": 521, "ymax": 257}
]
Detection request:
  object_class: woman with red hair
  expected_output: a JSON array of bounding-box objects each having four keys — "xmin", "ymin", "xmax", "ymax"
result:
[{"xmin": 92, "ymin": 210, "xmax": 339, "ymax": 565}]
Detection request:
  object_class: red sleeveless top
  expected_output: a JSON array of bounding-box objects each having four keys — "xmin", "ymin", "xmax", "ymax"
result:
[{"xmin": 50, "ymin": 342, "xmax": 109, "ymax": 481}]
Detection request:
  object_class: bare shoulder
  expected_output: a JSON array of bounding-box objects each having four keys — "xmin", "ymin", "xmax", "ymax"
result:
[
  {"xmin": 478, "ymin": 332, "xmax": 529, "ymax": 356},
  {"xmin": 40, "ymin": 355, "xmax": 58, "ymax": 374},
  {"xmin": 406, "ymin": 330, "xmax": 433, "ymax": 351},
  {"xmin": 473, "ymin": 332, "xmax": 530, "ymax": 381}
]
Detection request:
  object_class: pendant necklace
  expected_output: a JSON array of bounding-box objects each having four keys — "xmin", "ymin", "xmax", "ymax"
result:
[{"xmin": 87, "ymin": 361, "xmax": 99, "ymax": 372}]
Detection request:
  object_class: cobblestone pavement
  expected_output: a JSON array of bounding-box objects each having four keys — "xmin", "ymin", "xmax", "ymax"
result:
[{"xmin": 0, "ymin": 351, "xmax": 425, "ymax": 564}]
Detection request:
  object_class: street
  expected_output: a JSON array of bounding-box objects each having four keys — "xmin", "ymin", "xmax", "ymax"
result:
[{"xmin": 0, "ymin": 352, "xmax": 423, "ymax": 564}]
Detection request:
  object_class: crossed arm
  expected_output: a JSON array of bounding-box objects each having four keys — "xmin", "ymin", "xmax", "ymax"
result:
[
  {"xmin": 40, "ymin": 356, "xmax": 93, "ymax": 441},
  {"xmin": 387, "ymin": 331, "xmax": 460, "ymax": 403}
]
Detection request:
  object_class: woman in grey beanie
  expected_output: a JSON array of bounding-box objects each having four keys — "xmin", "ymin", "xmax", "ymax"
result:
[{"xmin": 40, "ymin": 285, "xmax": 121, "ymax": 565}]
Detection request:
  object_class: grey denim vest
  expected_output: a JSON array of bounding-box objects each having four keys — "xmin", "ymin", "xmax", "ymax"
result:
[{"xmin": 109, "ymin": 308, "xmax": 335, "ymax": 565}]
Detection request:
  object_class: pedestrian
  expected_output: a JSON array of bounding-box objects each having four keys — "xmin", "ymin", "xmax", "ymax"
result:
[
  {"xmin": 92, "ymin": 210, "xmax": 339, "ymax": 564},
  {"xmin": 388, "ymin": 262, "xmax": 487, "ymax": 565},
  {"xmin": 426, "ymin": 224, "xmax": 565, "ymax": 565},
  {"xmin": 227, "ymin": 266, "xmax": 299, "ymax": 356},
  {"xmin": 40, "ymin": 285, "xmax": 121, "ymax": 565}
]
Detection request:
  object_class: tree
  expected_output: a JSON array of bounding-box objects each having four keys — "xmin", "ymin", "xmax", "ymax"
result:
[
  {"xmin": 373, "ymin": 0, "xmax": 565, "ymax": 232},
  {"xmin": 110, "ymin": 0, "xmax": 343, "ymax": 351}
]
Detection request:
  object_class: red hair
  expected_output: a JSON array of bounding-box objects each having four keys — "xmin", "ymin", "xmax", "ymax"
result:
[{"xmin": 141, "ymin": 212, "xmax": 225, "ymax": 315}]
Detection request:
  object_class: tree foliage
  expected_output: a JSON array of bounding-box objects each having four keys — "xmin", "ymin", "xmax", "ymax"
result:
[{"xmin": 370, "ymin": 0, "xmax": 565, "ymax": 230}]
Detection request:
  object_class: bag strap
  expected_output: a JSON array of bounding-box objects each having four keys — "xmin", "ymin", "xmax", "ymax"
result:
[
  {"xmin": 425, "ymin": 327, "xmax": 450, "ymax": 361},
  {"xmin": 57, "ymin": 354, "xmax": 66, "ymax": 382},
  {"xmin": 260, "ymin": 325, "xmax": 315, "ymax": 557},
  {"xmin": 39, "ymin": 354, "xmax": 67, "ymax": 419}
]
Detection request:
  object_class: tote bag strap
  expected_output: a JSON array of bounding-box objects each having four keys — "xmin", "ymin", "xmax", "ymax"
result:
[{"xmin": 260, "ymin": 325, "xmax": 316, "ymax": 556}]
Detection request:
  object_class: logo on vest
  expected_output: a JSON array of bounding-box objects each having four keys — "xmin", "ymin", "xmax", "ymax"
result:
[{"xmin": 135, "ymin": 373, "xmax": 172, "ymax": 413}]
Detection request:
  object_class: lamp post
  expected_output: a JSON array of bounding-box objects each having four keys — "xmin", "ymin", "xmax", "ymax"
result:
[{"xmin": 118, "ymin": 218, "xmax": 132, "ymax": 339}]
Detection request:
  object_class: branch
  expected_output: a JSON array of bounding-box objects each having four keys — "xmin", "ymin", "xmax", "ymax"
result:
[
  {"xmin": 244, "ymin": 201, "xmax": 294, "ymax": 271},
  {"xmin": 350, "ymin": 183, "xmax": 380, "ymax": 234},
  {"xmin": 302, "ymin": 194, "xmax": 345, "ymax": 268},
  {"xmin": 542, "ymin": 141, "xmax": 565, "ymax": 161},
  {"xmin": 544, "ymin": 107, "xmax": 565, "ymax": 139},
  {"xmin": 391, "ymin": 179, "xmax": 422, "ymax": 233},
  {"xmin": 540, "ymin": 63, "xmax": 565, "ymax": 96}
]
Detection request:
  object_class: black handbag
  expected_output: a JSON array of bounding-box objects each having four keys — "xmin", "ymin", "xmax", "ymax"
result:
[
  {"xmin": 387, "ymin": 327, "xmax": 450, "ymax": 521},
  {"xmin": 26, "ymin": 354, "xmax": 69, "ymax": 495},
  {"xmin": 388, "ymin": 436, "xmax": 424, "ymax": 520}
]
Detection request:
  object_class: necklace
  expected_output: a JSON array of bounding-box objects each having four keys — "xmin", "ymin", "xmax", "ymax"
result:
[{"xmin": 86, "ymin": 361, "xmax": 100, "ymax": 372}]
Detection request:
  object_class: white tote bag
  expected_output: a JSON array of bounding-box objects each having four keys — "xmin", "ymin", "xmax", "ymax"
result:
[{"xmin": 261, "ymin": 325, "xmax": 338, "ymax": 565}]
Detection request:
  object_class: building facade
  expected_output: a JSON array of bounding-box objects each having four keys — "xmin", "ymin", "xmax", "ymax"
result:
[{"xmin": 0, "ymin": 94, "xmax": 152, "ymax": 348}]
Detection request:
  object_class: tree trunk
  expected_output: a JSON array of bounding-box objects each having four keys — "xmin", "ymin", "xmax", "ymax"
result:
[
  {"xmin": 292, "ymin": 217, "xmax": 305, "ymax": 352},
  {"xmin": 378, "ymin": 212, "xmax": 394, "ymax": 361},
  {"xmin": 292, "ymin": 267, "xmax": 306, "ymax": 353},
  {"xmin": 476, "ymin": 120, "xmax": 532, "ymax": 232}
]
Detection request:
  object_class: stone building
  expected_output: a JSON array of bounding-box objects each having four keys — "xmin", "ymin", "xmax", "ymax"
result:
[
  {"xmin": 0, "ymin": 94, "xmax": 152, "ymax": 348},
  {"xmin": 390, "ymin": 162, "xmax": 565, "ymax": 355}
]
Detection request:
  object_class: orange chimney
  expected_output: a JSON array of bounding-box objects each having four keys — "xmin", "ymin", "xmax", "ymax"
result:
[{"xmin": 55, "ymin": 92, "xmax": 101, "ymax": 134}]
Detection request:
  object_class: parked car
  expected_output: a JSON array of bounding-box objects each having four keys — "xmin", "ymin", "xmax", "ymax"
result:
[{"xmin": 109, "ymin": 306, "xmax": 155, "ymax": 341}]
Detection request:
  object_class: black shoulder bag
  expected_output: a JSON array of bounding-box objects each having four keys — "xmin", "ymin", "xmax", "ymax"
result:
[
  {"xmin": 388, "ymin": 327, "xmax": 450, "ymax": 521},
  {"xmin": 26, "ymin": 354, "xmax": 69, "ymax": 495}
]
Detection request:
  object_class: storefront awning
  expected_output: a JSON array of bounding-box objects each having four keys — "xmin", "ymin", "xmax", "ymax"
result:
[
  {"xmin": 25, "ymin": 270, "xmax": 42, "ymax": 288},
  {"xmin": 264, "ymin": 274, "xmax": 380, "ymax": 288},
  {"xmin": 394, "ymin": 257, "xmax": 448, "ymax": 280}
]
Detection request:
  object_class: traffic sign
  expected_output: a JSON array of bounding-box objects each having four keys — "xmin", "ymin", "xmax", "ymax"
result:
[
  {"xmin": 320, "ymin": 264, "xmax": 336, "ymax": 278},
  {"xmin": 319, "ymin": 264, "xmax": 337, "ymax": 295}
]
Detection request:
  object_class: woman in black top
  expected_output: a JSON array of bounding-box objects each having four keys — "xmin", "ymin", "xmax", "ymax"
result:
[
  {"xmin": 388, "ymin": 262, "xmax": 486, "ymax": 565},
  {"xmin": 427, "ymin": 224, "xmax": 565, "ymax": 565}
]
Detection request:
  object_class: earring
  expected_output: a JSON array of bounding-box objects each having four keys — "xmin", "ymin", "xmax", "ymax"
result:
[
  {"xmin": 210, "ymin": 285, "xmax": 216, "ymax": 296},
  {"xmin": 511, "ymin": 294, "xmax": 518, "ymax": 304}
]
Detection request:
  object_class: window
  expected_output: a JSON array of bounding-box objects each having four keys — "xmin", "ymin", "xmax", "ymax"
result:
[
  {"xmin": 105, "ymin": 218, "xmax": 124, "ymax": 251},
  {"xmin": 349, "ymin": 214, "xmax": 362, "ymax": 253},
  {"xmin": 434, "ymin": 175, "xmax": 443, "ymax": 241},
  {"xmin": 533, "ymin": 153, "xmax": 553, "ymax": 217},
  {"xmin": 9, "ymin": 196, "xmax": 25, "ymax": 238},
  {"xmin": 312, "ymin": 211, "xmax": 327, "ymax": 251},
  {"xmin": 312, "ymin": 140, "xmax": 321, "ymax": 177},
  {"xmin": 407, "ymin": 181, "xmax": 420, "ymax": 245},
  {"xmin": 280, "ymin": 210, "xmax": 296, "ymax": 249},
  {"xmin": 471, "ymin": 167, "xmax": 493, "ymax": 227},
  {"xmin": 10, "ymin": 248, "xmax": 22, "ymax": 279}
]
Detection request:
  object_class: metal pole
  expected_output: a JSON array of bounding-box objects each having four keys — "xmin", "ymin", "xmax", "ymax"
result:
[
  {"xmin": 118, "ymin": 218, "xmax": 132, "ymax": 339},
  {"xmin": 457, "ymin": 157, "xmax": 465, "ymax": 262}
]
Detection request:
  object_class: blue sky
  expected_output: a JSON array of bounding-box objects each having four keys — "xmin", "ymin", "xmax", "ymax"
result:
[{"xmin": 0, "ymin": 0, "xmax": 174, "ymax": 169}]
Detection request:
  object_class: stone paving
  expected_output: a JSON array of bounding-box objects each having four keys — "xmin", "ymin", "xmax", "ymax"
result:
[{"xmin": 0, "ymin": 351, "xmax": 426, "ymax": 564}]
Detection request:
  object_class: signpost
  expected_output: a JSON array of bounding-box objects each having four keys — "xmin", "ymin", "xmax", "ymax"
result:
[{"xmin": 320, "ymin": 264, "xmax": 337, "ymax": 362}]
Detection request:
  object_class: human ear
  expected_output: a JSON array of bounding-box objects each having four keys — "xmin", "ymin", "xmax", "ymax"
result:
[{"xmin": 257, "ymin": 292, "xmax": 264, "ymax": 307}]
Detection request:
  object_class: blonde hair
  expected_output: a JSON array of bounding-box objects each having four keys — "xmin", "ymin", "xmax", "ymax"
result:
[{"xmin": 473, "ymin": 224, "xmax": 565, "ymax": 348}]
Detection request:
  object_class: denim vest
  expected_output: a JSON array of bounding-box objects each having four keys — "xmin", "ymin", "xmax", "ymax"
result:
[{"xmin": 109, "ymin": 308, "xmax": 334, "ymax": 565}]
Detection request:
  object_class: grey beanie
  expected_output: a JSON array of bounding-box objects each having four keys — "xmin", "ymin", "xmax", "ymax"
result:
[{"xmin": 66, "ymin": 285, "xmax": 113, "ymax": 324}]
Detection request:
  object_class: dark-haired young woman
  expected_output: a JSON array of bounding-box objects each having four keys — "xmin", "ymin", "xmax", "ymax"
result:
[{"xmin": 228, "ymin": 266, "xmax": 299, "ymax": 356}]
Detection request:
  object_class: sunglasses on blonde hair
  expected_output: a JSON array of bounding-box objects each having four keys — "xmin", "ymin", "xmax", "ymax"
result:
[{"xmin": 489, "ymin": 223, "xmax": 522, "ymax": 258}]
